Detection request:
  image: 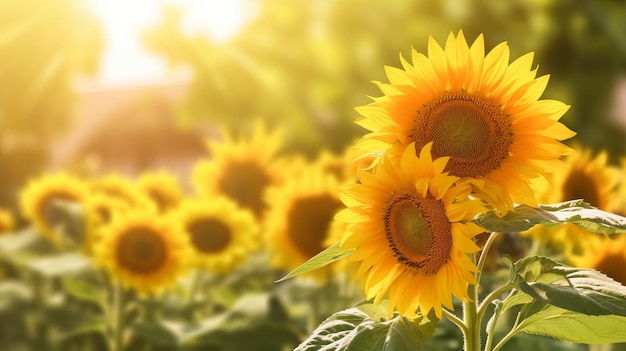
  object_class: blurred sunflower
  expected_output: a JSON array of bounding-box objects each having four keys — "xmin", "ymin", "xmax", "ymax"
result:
[
  {"xmin": 172, "ymin": 197, "xmax": 258, "ymax": 273},
  {"xmin": 354, "ymin": 31, "xmax": 575, "ymax": 214},
  {"xmin": 523, "ymin": 147, "xmax": 620, "ymax": 255},
  {"xmin": 90, "ymin": 174, "xmax": 156, "ymax": 212},
  {"xmin": 94, "ymin": 211, "xmax": 191, "ymax": 296},
  {"xmin": 336, "ymin": 143, "xmax": 486, "ymax": 318},
  {"xmin": 0, "ymin": 208, "xmax": 14, "ymax": 234},
  {"xmin": 265, "ymin": 164, "xmax": 345, "ymax": 279},
  {"xmin": 20, "ymin": 172, "xmax": 88, "ymax": 246},
  {"xmin": 568, "ymin": 235, "xmax": 626, "ymax": 286},
  {"xmin": 136, "ymin": 171, "xmax": 184, "ymax": 214},
  {"xmin": 83, "ymin": 193, "xmax": 132, "ymax": 255},
  {"xmin": 191, "ymin": 124, "xmax": 285, "ymax": 220}
]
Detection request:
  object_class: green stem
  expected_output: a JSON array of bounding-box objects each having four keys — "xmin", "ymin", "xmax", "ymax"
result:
[
  {"xmin": 111, "ymin": 284, "xmax": 125, "ymax": 351},
  {"xmin": 463, "ymin": 253, "xmax": 481, "ymax": 351},
  {"xmin": 476, "ymin": 232, "xmax": 501, "ymax": 284},
  {"xmin": 476, "ymin": 283, "xmax": 514, "ymax": 322},
  {"xmin": 491, "ymin": 311, "xmax": 523, "ymax": 351},
  {"xmin": 483, "ymin": 306, "xmax": 500, "ymax": 351},
  {"xmin": 442, "ymin": 308, "xmax": 469, "ymax": 337}
]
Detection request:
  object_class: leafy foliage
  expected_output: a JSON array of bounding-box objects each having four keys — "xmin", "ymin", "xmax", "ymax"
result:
[
  {"xmin": 295, "ymin": 303, "xmax": 437, "ymax": 351},
  {"xmin": 474, "ymin": 200, "xmax": 626, "ymax": 235}
]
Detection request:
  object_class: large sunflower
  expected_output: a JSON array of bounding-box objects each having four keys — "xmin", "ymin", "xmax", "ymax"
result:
[
  {"xmin": 265, "ymin": 164, "xmax": 345, "ymax": 279},
  {"xmin": 20, "ymin": 172, "xmax": 89, "ymax": 246},
  {"xmin": 523, "ymin": 146, "xmax": 620, "ymax": 254},
  {"xmin": 136, "ymin": 171, "xmax": 184, "ymax": 214},
  {"xmin": 171, "ymin": 197, "xmax": 258, "ymax": 273},
  {"xmin": 93, "ymin": 211, "xmax": 192, "ymax": 296},
  {"xmin": 191, "ymin": 123, "xmax": 285, "ymax": 220},
  {"xmin": 354, "ymin": 31, "xmax": 575, "ymax": 214},
  {"xmin": 337, "ymin": 143, "xmax": 486, "ymax": 318}
]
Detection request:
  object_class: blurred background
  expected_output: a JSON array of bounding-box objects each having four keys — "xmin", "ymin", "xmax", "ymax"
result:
[
  {"xmin": 1, "ymin": 0, "xmax": 626, "ymax": 212},
  {"xmin": 2, "ymin": 0, "xmax": 626, "ymax": 350}
]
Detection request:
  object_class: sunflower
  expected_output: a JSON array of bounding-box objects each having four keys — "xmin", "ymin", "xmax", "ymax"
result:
[
  {"xmin": 93, "ymin": 211, "xmax": 192, "ymax": 296},
  {"xmin": 265, "ymin": 164, "xmax": 346, "ymax": 279},
  {"xmin": 171, "ymin": 197, "xmax": 258, "ymax": 273},
  {"xmin": 89, "ymin": 174, "xmax": 156, "ymax": 213},
  {"xmin": 336, "ymin": 142, "xmax": 486, "ymax": 318},
  {"xmin": 568, "ymin": 234, "xmax": 626, "ymax": 286},
  {"xmin": 523, "ymin": 146, "xmax": 620, "ymax": 254},
  {"xmin": 83, "ymin": 193, "xmax": 132, "ymax": 255},
  {"xmin": 191, "ymin": 123, "xmax": 285, "ymax": 220},
  {"xmin": 136, "ymin": 171, "xmax": 184, "ymax": 214},
  {"xmin": 354, "ymin": 31, "xmax": 575, "ymax": 214},
  {"xmin": 20, "ymin": 172, "xmax": 89, "ymax": 246},
  {"xmin": 0, "ymin": 208, "xmax": 14, "ymax": 234}
]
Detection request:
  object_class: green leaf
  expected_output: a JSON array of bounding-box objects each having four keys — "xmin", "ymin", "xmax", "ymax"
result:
[
  {"xmin": 509, "ymin": 256, "xmax": 626, "ymax": 316},
  {"xmin": 295, "ymin": 303, "xmax": 437, "ymax": 351},
  {"xmin": 276, "ymin": 242, "xmax": 354, "ymax": 282},
  {"xmin": 516, "ymin": 305, "xmax": 626, "ymax": 344},
  {"xmin": 61, "ymin": 276, "xmax": 106, "ymax": 308},
  {"xmin": 474, "ymin": 200, "xmax": 626, "ymax": 235}
]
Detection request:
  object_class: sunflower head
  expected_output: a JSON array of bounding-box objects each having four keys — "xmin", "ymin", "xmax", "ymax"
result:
[
  {"xmin": 0, "ymin": 208, "xmax": 15, "ymax": 234},
  {"xmin": 191, "ymin": 123, "xmax": 286, "ymax": 220},
  {"xmin": 171, "ymin": 197, "xmax": 259, "ymax": 273},
  {"xmin": 136, "ymin": 171, "xmax": 184, "ymax": 214},
  {"xmin": 568, "ymin": 234, "xmax": 626, "ymax": 286},
  {"xmin": 337, "ymin": 142, "xmax": 487, "ymax": 318},
  {"xmin": 20, "ymin": 172, "xmax": 89, "ymax": 246},
  {"xmin": 93, "ymin": 210, "xmax": 192, "ymax": 296},
  {"xmin": 265, "ymin": 163, "xmax": 346, "ymax": 280},
  {"xmin": 354, "ymin": 31, "xmax": 575, "ymax": 214},
  {"xmin": 83, "ymin": 193, "xmax": 133, "ymax": 255},
  {"xmin": 522, "ymin": 146, "xmax": 620, "ymax": 254},
  {"xmin": 90, "ymin": 174, "xmax": 156, "ymax": 213}
]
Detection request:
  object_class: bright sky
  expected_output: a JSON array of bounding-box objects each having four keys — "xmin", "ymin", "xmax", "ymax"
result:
[{"xmin": 87, "ymin": 0, "xmax": 251, "ymax": 86}]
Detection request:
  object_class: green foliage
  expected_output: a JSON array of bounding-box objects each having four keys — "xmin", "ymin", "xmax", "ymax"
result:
[
  {"xmin": 277, "ymin": 241, "xmax": 354, "ymax": 282},
  {"xmin": 493, "ymin": 255, "xmax": 626, "ymax": 345},
  {"xmin": 474, "ymin": 200, "xmax": 626, "ymax": 235},
  {"xmin": 295, "ymin": 303, "xmax": 437, "ymax": 351}
]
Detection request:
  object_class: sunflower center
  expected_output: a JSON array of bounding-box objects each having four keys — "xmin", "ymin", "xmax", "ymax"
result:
[
  {"xmin": 412, "ymin": 92, "xmax": 511, "ymax": 177},
  {"xmin": 38, "ymin": 192, "xmax": 79, "ymax": 230},
  {"xmin": 287, "ymin": 194, "xmax": 343, "ymax": 259},
  {"xmin": 562, "ymin": 170, "xmax": 600, "ymax": 208},
  {"xmin": 384, "ymin": 192, "xmax": 452, "ymax": 274},
  {"xmin": 146, "ymin": 189, "xmax": 172, "ymax": 213},
  {"xmin": 116, "ymin": 227, "xmax": 167, "ymax": 274},
  {"xmin": 187, "ymin": 218, "xmax": 232, "ymax": 254},
  {"xmin": 218, "ymin": 161, "xmax": 272, "ymax": 218},
  {"xmin": 594, "ymin": 251, "xmax": 626, "ymax": 286}
]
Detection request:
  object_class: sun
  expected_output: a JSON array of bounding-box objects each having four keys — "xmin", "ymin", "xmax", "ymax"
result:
[{"xmin": 86, "ymin": 0, "xmax": 252, "ymax": 85}]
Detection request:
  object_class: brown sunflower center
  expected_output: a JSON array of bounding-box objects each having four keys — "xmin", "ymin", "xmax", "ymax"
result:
[
  {"xmin": 593, "ymin": 250, "xmax": 626, "ymax": 286},
  {"xmin": 38, "ymin": 192, "xmax": 79, "ymax": 229},
  {"xmin": 412, "ymin": 92, "xmax": 511, "ymax": 177},
  {"xmin": 383, "ymin": 192, "xmax": 452, "ymax": 274},
  {"xmin": 187, "ymin": 218, "xmax": 232, "ymax": 254},
  {"xmin": 287, "ymin": 194, "xmax": 343, "ymax": 259},
  {"xmin": 218, "ymin": 161, "xmax": 272, "ymax": 218},
  {"xmin": 562, "ymin": 170, "xmax": 600, "ymax": 208},
  {"xmin": 116, "ymin": 227, "xmax": 167, "ymax": 274}
]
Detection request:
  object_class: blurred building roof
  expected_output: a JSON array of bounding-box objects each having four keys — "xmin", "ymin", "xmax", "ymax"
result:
[{"xmin": 51, "ymin": 80, "xmax": 211, "ymax": 185}]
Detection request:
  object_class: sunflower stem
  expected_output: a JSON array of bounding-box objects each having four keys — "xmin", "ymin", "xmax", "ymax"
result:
[
  {"xmin": 111, "ymin": 283, "xmax": 125, "ymax": 351},
  {"xmin": 476, "ymin": 283, "xmax": 514, "ymax": 323},
  {"xmin": 463, "ymin": 253, "xmax": 481, "ymax": 351},
  {"xmin": 476, "ymin": 232, "xmax": 500, "ymax": 284},
  {"xmin": 442, "ymin": 308, "xmax": 469, "ymax": 336}
]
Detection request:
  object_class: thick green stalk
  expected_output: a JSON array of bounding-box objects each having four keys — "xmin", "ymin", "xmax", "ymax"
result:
[
  {"xmin": 463, "ymin": 252, "xmax": 480, "ymax": 351},
  {"xmin": 111, "ymin": 284, "xmax": 125, "ymax": 351}
]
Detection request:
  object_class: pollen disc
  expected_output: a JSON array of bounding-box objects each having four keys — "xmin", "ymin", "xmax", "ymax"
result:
[
  {"xmin": 116, "ymin": 227, "xmax": 167, "ymax": 274},
  {"xmin": 563, "ymin": 170, "xmax": 599, "ymax": 207},
  {"xmin": 412, "ymin": 92, "xmax": 511, "ymax": 177},
  {"xmin": 384, "ymin": 192, "xmax": 452, "ymax": 274},
  {"xmin": 187, "ymin": 218, "xmax": 232, "ymax": 254}
]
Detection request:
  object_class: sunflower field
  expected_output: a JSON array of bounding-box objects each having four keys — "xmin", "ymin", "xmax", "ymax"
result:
[{"xmin": 2, "ymin": 1, "xmax": 626, "ymax": 351}]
